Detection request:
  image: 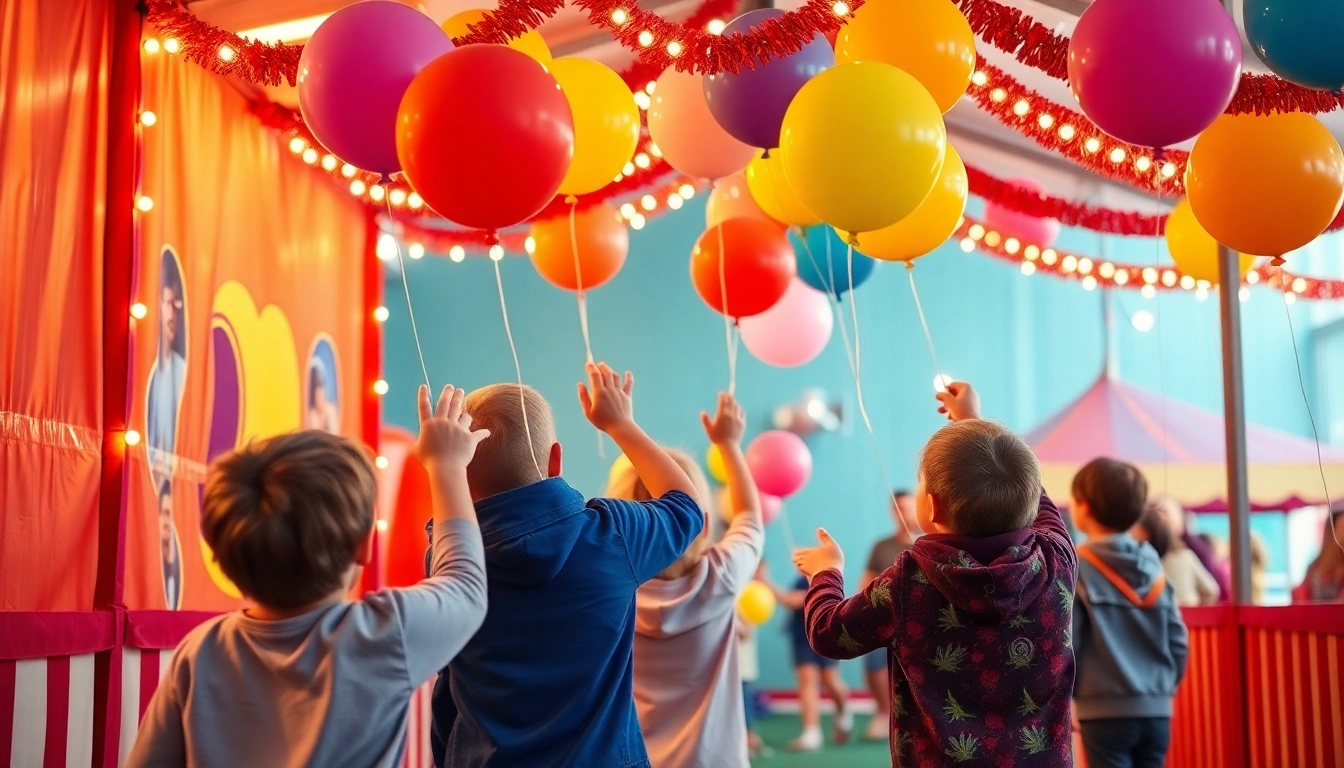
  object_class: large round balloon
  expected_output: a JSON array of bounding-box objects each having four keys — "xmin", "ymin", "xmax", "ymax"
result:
[
  {"xmin": 648, "ymin": 70, "xmax": 755, "ymax": 180},
  {"xmin": 1245, "ymin": 1, "xmax": 1344, "ymax": 91},
  {"xmin": 707, "ymin": 173, "xmax": 782, "ymax": 229},
  {"xmin": 745, "ymin": 152, "xmax": 820, "ymax": 227},
  {"xmin": 298, "ymin": 2, "xmax": 453, "ymax": 176},
  {"xmin": 1185, "ymin": 113, "xmax": 1344, "ymax": 258},
  {"xmin": 550, "ymin": 57, "xmax": 640, "ymax": 197},
  {"xmin": 849, "ymin": 144, "xmax": 967, "ymax": 263},
  {"xmin": 740, "ymin": 279, "xmax": 834, "ymax": 368},
  {"xmin": 795, "ymin": 227, "xmax": 877, "ymax": 295},
  {"xmin": 690, "ymin": 218, "xmax": 796, "ymax": 317},
  {"xmin": 738, "ymin": 581, "xmax": 776, "ymax": 624},
  {"xmin": 835, "ymin": 0, "xmax": 975, "ymax": 114},
  {"xmin": 397, "ymin": 46, "xmax": 574, "ymax": 231},
  {"xmin": 983, "ymin": 177, "xmax": 1061, "ymax": 249},
  {"xmin": 1068, "ymin": 0, "xmax": 1241, "ymax": 148},
  {"xmin": 1164, "ymin": 198, "xmax": 1254, "ymax": 285},
  {"xmin": 529, "ymin": 203, "xmax": 628, "ymax": 291},
  {"xmin": 780, "ymin": 62, "xmax": 947, "ymax": 236},
  {"xmin": 703, "ymin": 8, "xmax": 834, "ymax": 149},
  {"xmin": 746, "ymin": 430, "xmax": 812, "ymax": 497},
  {"xmin": 441, "ymin": 8, "xmax": 551, "ymax": 62}
]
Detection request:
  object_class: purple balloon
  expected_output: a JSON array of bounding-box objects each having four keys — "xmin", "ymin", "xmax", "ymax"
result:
[
  {"xmin": 703, "ymin": 8, "xmax": 834, "ymax": 150},
  {"xmin": 1068, "ymin": 0, "xmax": 1241, "ymax": 149},
  {"xmin": 298, "ymin": 1, "xmax": 453, "ymax": 176}
]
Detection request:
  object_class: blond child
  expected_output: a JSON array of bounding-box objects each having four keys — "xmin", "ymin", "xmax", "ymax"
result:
[
  {"xmin": 793, "ymin": 383, "xmax": 1078, "ymax": 766},
  {"xmin": 431, "ymin": 363, "xmax": 704, "ymax": 768},
  {"xmin": 128, "ymin": 386, "xmax": 489, "ymax": 768},
  {"xmin": 609, "ymin": 393, "xmax": 764, "ymax": 768}
]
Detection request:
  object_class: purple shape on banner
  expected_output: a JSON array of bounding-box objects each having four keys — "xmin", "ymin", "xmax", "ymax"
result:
[{"xmin": 208, "ymin": 323, "xmax": 241, "ymax": 463}]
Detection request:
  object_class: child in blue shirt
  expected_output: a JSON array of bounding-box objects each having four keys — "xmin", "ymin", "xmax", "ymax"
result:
[{"xmin": 430, "ymin": 362, "xmax": 704, "ymax": 767}]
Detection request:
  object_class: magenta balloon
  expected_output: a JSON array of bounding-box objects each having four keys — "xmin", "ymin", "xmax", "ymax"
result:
[
  {"xmin": 747, "ymin": 431, "xmax": 813, "ymax": 498},
  {"xmin": 983, "ymin": 178, "xmax": 1061, "ymax": 248},
  {"xmin": 1068, "ymin": 0, "xmax": 1241, "ymax": 148},
  {"xmin": 298, "ymin": 1, "xmax": 453, "ymax": 175},
  {"xmin": 739, "ymin": 279, "xmax": 833, "ymax": 368},
  {"xmin": 703, "ymin": 8, "xmax": 834, "ymax": 150}
]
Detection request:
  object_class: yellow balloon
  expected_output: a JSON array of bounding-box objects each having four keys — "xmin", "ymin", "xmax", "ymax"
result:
[
  {"xmin": 550, "ymin": 57, "xmax": 641, "ymax": 196},
  {"xmin": 1164, "ymin": 198, "xmax": 1254, "ymax": 285},
  {"xmin": 738, "ymin": 580, "xmax": 777, "ymax": 625},
  {"xmin": 608, "ymin": 453, "xmax": 633, "ymax": 486},
  {"xmin": 836, "ymin": 0, "xmax": 975, "ymax": 114},
  {"xmin": 847, "ymin": 144, "xmax": 967, "ymax": 262},
  {"xmin": 441, "ymin": 9, "xmax": 551, "ymax": 63},
  {"xmin": 745, "ymin": 151, "xmax": 820, "ymax": 227},
  {"xmin": 706, "ymin": 444, "xmax": 729, "ymax": 484},
  {"xmin": 780, "ymin": 62, "xmax": 947, "ymax": 236},
  {"xmin": 1185, "ymin": 112, "xmax": 1344, "ymax": 258}
]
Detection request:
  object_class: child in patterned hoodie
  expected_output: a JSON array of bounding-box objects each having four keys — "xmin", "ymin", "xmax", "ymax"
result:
[{"xmin": 793, "ymin": 382, "xmax": 1078, "ymax": 767}]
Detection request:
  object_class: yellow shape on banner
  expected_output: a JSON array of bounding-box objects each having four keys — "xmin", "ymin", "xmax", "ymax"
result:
[
  {"xmin": 442, "ymin": 9, "xmax": 551, "ymax": 63},
  {"xmin": 200, "ymin": 540, "xmax": 243, "ymax": 599}
]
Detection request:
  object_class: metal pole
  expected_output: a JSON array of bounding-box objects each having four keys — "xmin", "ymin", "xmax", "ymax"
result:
[{"xmin": 1218, "ymin": 243, "xmax": 1253, "ymax": 604}]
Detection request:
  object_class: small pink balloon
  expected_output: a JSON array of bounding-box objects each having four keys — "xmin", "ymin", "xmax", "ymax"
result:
[
  {"xmin": 707, "ymin": 173, "xmax": 782, "ymax": 229},
  {"xmin": 983, "ymin": 178, "xmax": 1061, "ymax": 248},
  {"xmin": 747, "ymin": 431, "xmax": 812, "ymax": 498},
  {"xmin": 1068, "ymin": 0, "xmax": 1241, "ymax": 149},
  {"xmin": 648, "ymin": 70, "xmax": 755, "ymax": 180},
  {"xmin": 740, "ymin": 279, "xmax": 833, "ymax": 368},
  {"xmin": 715, "ymin": 491, "xmax": 782, "ymax": 526}
]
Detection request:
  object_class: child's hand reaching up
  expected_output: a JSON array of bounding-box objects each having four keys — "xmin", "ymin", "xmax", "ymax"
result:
[
  {"xmin": 793, "ymin": 528, "xmax": 845, "ymax": 579},
  {"xmin": 415, "ymin": 385, "xmax": 491, "ymax": 469},
  {"xmin": 701, "ymin": 392, "xmax": 746, "ymax": 447},
  {"xmin": 578, "ymin": 362, "xmax": 636, "ymax": 436},
  {"xmin": 936, "ymin": 381, "xmax": 982, "ymax": 422}
]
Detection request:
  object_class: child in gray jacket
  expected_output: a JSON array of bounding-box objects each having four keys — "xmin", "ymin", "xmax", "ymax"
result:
[{"xmin": 1070, "ymin": 457, "xmax": 1189, "ymax": 768}]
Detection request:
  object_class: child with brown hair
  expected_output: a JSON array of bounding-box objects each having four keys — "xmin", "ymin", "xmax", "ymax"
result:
[
  {"xmin": 1071, "ymin": 457, "xmax": 1187, "ymax": 768},
  {"xmin": 608, "ymin": 392, "xmax": 764, "ymax": 768},
  {"xmin": 431, "ymin": 362, "xmax": 705, "ymax": 768},
  {"xmin": 128, "ymin": 386, "xmax": 490, "ymax": 767},
  {"xmin": 793, "ymin": 382, "xmax": 1078, "ymax": 766}
]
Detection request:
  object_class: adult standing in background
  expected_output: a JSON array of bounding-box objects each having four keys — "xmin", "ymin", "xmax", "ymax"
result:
[{"xmin": 856, "ymin": 489, "xmax": 920, "ymax": 741}]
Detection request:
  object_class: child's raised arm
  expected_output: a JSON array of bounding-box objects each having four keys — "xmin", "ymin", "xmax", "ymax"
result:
[
  {"xmin": 579, "ymin": 362, "xmax": 695, "ymax": 499},
  {"xmin": 704, "ymin": 392, "xmax": 764, "ymax": 590}
]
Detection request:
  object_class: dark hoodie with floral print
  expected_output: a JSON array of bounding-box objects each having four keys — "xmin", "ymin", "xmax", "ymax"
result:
[{"xmin": 804, "ymin": 493, "xmax": 1078, "ymax": 767}]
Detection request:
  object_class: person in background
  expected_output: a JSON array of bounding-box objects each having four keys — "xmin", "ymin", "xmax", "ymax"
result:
[
  {"xmin": 1071, "ymin": 458, "xmax": 1187, "ymax": 768},
  {"xmin": 1141, "ymin": 499, "xmax": 1218, "ymax": 607},
  {"xmin": 1249, "ymin": 532, "xmax": 1268, "ymax": 605},
  {"xmin": 737, "ymin": 560, "xmax": 771, "ymax": 759},
  {"xmin": 306, "ymin": 362, "xmax": 340, "ymax": 433},
  {"xmin": 1175, "ymin": 506, "xmax": 1230, "ymax": 602},
  {"xmin": 147, "ymin": 252, "xmax": 187, "ymax": 471},
  {"xmin": 771, "ymin": 575, "xmax": 852, "ymax": 751},
  {"xmin": 857, "ymin": 489, "xmax": 920, "ymax": 741},
  {"xmin": 1293, "ymin": 509, "xmax": 1344, "ymax": 603}
]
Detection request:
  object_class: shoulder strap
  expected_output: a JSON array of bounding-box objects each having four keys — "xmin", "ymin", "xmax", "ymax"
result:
[{"xmin": 1078, "ymin": 546, "xmax": 1166, "ymax": 609}]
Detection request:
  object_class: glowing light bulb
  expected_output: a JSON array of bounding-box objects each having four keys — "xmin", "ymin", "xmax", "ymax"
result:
[
  {"xmin": 389, "ymin": 188, "xmax": 407, "ymax": 206},
  {"xmin": 1180, "ymin": 275, "xmax": 1195, "ymax": 290},
  {"xmin": 833, "ymin": 1, "xmax": 850, "ymax": 15},
  {"xmin": 369, "ymin": 184, "xmax": 386, "ymax": 202},
  {"xmin": 1082, "ymin": 275, "xmax": 1098, "ymax": 291},
  {"xmin": 970, "ymin": 71, "xmax": 988, "ymax": 86},
  {"xmin": 302, "ymin": 147, "xmax": 318, "ymax": 164},
  {"xmin": 131, "ymin": 302, "xmax": 148, "ymax": 319},
  {"xmin": 1061, "ymin": 255, "xmax": 1078, "ymax": 273},
  {"xmin": 1284, "ymin": 291, "xmax": 1296, "ymax": 305},
  {"xmin": 645, "ymin": 82, "xmax": 656, "ymax": 94},
  {"xmin": 990, "ymin": 88, "xmax": 1007, "ymax": 103},
  {"xmin": 638, "ymin": 30, "xmax": 654, "ymax": 47},
  {"xmin": 1292, "ymin": 277, "xmax": 1307, "ymax": 293},
  {"xmin": 1161, "ymin": 270, "xmax": 1177, "ymax": 287},
  {"xmin": 408, "ymin": 192, "xmax": 423, "ymax": 210},
  {"xmin": 1142, "ymin": 267, "xmax": 1158, "ymax": 284},
  {"xmin": 679, "ymin": 184, "xmax": 695, "ymax": 199},
  {"xmin": 633, "ymin": 91, "xmax": 650, "ymax": 110},
  {"xmin": 136, "ymin": 195, "xmax": 154, "ymax": 212},
  {"xmin": 408, "ymin": 243, "xmax": 425, "ymax": 260},
  {"xmin": 968, "ymin": 224, "xmax": 985, "ymax": 241},
  {"xmin": 1078, "ymin": 258, "xmax": 1094, "ymax": 275},
  {"xmin": 139, "ymin": 111, "xmax": 157, "ymax": 126},
  {"xmin": 984, "ymin": 231, "xmax": 1001, "ymax": 247},
  {"xmin": 376, "ymin": 234, "xmax": 397, "ymax": 261},
  {"xmin": 350, "ymin": 180, "xmax": 367, "ymax": 196},
  {"xmin": 321, "ymin": 154, "xmax": 338, "ymax": 171},
  {"xmin": 611, "ymin": 9, "xmax": 628, "ymax": 24},
  {"xmin": 630, "ymin": 213, "xmax": 646, "ymax": 230},
  {"xmin": 289, "ymin": 137, "xmax": 306, "ymax": 154},
  {"xmin": 1196, "ymin": 286, "xmax": 1209, "ymax": 301},
  {"xmin": 620, "ymin": 203, "xmax": 637, "ymax": 219},
  {"xmin": 1099, "ymin": 262, "xmax": 1115, "ymax": 278},
  {"xmin": 1013, "ymin": 100, "xmax": 1030, "ymax": 116},
  {"xmin": 163, "ymin": 38, "xmax": 181, "ymax": 54},
  {"xmin": 666, "ymin": 41, "xmax": 683, "ymax": 56},
  {"xmin": 218, "ymin": 45, "xmax": 236, "ymax": 62},
  {"xmin": 449, "ymin": 246, "xmax": 466, "ymax": 262},
  {"xmin": 667, "ymin": 194, "xmax": 684, "ymax": 210},
  {"xmin": 1038, "ymin": 114, "xmax": 1054, "ymax": 129},
  {"xmin": 640, "ymin": 194, "xmax": 656, "ymax": 211},
  {"xmin": 376, "ymin": 518, "xmax": 389, "ymax": 531},
  {"xmin": 1041, "ymin": 249, "xmax": 1058, "ymax": 266},
  {"xmin": 622, "ymin": 161, "xmax": 636, "ymax": 176},
  {"xmin": 1141, "ymin": 284, "xmax": 1157, "ymax": 299},
  {"xmin": 1136, "ymin": 156, "xmax": 1152, "ymax": 172},
  {"xmin": 707, "ymin": 19, "xmax": 726, "ymax": 34},
  {"xmin": 1114, "ymin": 270, "xmax": 1129, "ymax": 285},
  {"xmin": 933, "ymin": 374, "xmax": 952, "ymax": 392},
  {"xmin": 1246, "ymin": 271, "xmax": 1260, "ymax": 285},
  {"xmin": 1239, "ymin": 286, "xmax": 1250, "ymax": 302},
  {"xmin": 960, "ymin": 238, "xmax": 975, "ymax": 252},
  {"xmin": 340, "ymin": 163, "xmax": 356, "ymax": 178},
  {"xmin": 143, "ymin": 38, "xmax": 160, "ymax": 53},
  {"xmin": 125, "ymin": 429, "xmax": 142, "ymax": 446},
  {"xmin": 524, "ymin": 236, "xmax": 536, "ymax": 255},
  {"xmin": 1162, "ymin": 163, "xmax": 1177, "ymax": 179},
  {"xmin": 634, "ymin": 153, "xmax": 650, "ymax": 169},
  {"xmin": 1109, "ymin": 147, "xmax": 1126, "ymax": 163},
  {"xmin": 1025, "ymin": 245, "xmax": 1040, "ymax": 260},
  {"xmin": 489, "ymin": 245, "xmax": 505, "ymax": 261},
  {"xmin": 1131, "ymin": 309, "xmax": 1155, "ymax": 332},
  {"xmin": 1084, "ymin": 137, "xmax": 1102, "ymax": 153},
  {"xmin": 1058, "ymin": 125, "xmax": 1076, "ymax": 141},
  {"xmin": 649, "ymin": 143, "xmax": 662, "ymax": 158},
  {"xmin": 373, "ymin": 379, "xmax": 389, "ymax": 396},
  {"xmin": 1021, "ymin": 261, "xmax": 1036, "ymax": 275},
  {"xmin": 1004, "ymin": 238, "xmax": 1020, "ymax": 255}
]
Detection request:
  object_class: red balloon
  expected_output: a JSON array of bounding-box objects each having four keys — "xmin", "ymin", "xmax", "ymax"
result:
[
  {"xmin": 690, "ymin": 218, "xmax": 796, "ymax": 318},
  {"xmin": 396, "ymin": 46, "xmax": 574, "ymax": 231}
]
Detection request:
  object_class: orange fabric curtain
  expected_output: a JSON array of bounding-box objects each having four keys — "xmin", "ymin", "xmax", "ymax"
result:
[{"xmin": 0, "ymin": 0, "xmax": 118, "ymax": 611}]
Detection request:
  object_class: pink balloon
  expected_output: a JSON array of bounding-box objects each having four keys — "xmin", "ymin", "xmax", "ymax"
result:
[
  {"xmin": 298, "ymin": 2, "xmax": 453, "ymax": 176},
  {"xmin": 648, "ymin": 70, "xmax": 755, "ymax": 180},
  {"xmin": 1068, "ymin": 0, "xmax": 1241, "ymax": 149},
  {"xmin": 747, "ymin": 431, "xmax": 812, "ymax": 498},
  {"xmin": 706, "ymin": 174, "xmax": 781, "ymax": 229},
  {"xmin": 716, "ymin": 490, "xmax": 782, "ymax": 526},
  {"xmin": 983, "ymin": 178, "xmax": 1061, "ymax": 248},
  {"xmin": 740, "ymin": 279, "xmax": 833, "ymax": 368}
]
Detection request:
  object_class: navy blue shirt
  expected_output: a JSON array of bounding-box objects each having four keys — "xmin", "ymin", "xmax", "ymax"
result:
[
  {"xmin": 788, "ymin": 575, "xmax": 810, "ymax": 647},
  {"xmin": 428, "ymin": 478, "xmax": 703, "ymax": 768}
]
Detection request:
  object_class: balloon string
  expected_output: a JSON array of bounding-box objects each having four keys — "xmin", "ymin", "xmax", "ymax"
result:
[
  {"xmin": 907, "ymin": 268, "xmax": 944, "ymax": 382},
  {"xmin": 845, "ymin": 243, "xmax": 898, "ymax": 499},
  {"xmin": 777, "ymin": 502, "xmax": 799, "ymax": 553},
  {"xmin": 1152, "ymin": 222, "xmax": 1170, "ymax": 496},
  {"xmin": 569, "ymin": 201, "xmax": 595, "ymax": 365},
  {"xmin": 386, "ymin": 190, "xmax": 431, "ymax": 390},
  {"xmin": 717, "ymin": 220, "xmax": 738, "ymax": 396},
  {"xmin": 1279, "ymin": 267, "xmax": 1339, "ymax": 554},
  {"xmin": 492, "ymin": 257, "xmax": 544, "ymax": 481}
]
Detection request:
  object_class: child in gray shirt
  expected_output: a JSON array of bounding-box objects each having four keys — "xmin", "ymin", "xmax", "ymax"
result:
[{"xmin": 128, "ymin": 386, "xmax": 491, "ymax": 768}]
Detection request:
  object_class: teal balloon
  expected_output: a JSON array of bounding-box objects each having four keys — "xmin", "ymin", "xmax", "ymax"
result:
[
  {"xmin": 1245, "ymin": 1, "xmax": 1344, "ymax": 91},
  {"xmin": 793, "ymin": 227, "xmax": 877, "ymax": 296}
]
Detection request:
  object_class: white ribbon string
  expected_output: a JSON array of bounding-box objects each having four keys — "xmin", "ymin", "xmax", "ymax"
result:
[
  {"xmin": 569, "ymin": 201, "xmax": 595, "ymax": 364},
  {"xmin": 907, "ymin": 268, "xmax": 944, "ymax": 382},
  {"xmin": 717, "ymin": 221, "xmax": 738, "ymax": 395},
  {"xmin": 385, "ymin": 191, "xmax": 431, "ymax": 390},
  {"xmin": 492, "ymin": 257, "xmax": 544, "ymax": 480}
]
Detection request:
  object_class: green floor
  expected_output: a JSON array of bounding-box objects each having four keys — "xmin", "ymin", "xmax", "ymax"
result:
[{"xmin": 751, "ymin": 714, "xmax": 892, "ymax": 767}]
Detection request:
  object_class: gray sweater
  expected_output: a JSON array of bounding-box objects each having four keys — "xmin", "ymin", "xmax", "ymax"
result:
[
  {"xmin": 127, "ymin": 518, "xmax": 487, "ymax": 768},
  {"xmin": 1072, "ymin": 533, "xmax": 1189, "ymax": 720}
]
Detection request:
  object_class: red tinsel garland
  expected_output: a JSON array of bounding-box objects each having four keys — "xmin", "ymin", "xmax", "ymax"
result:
[
  {"xmin": 144, "ymin": 0, "xmax": 304, "ymax": 87},
  {"xmin": 966, "ymin": 164, "xmax": 1166, "ymax": 235},
  {"xmin": 956, "ymin": 0, "xmax": 1344, "ymax": 117}
]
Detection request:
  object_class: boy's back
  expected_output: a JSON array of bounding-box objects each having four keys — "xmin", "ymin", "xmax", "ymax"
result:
[{"xmin": 432, "ymin": 479, "xmax": 702, "ymax": 767}]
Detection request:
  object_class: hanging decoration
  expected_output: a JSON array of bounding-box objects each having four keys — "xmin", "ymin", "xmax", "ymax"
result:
[
  {"xmin": 835, "ymin": 0, "xmax": 976, "ymax": 114},
  {"xmin": 964, "ymin": 165, "xmax": 1164, "ymax": 235},
  {"xmin": 550, "ymin": 57, "xmax": 642, "ymax": 197},
  {"xmin": 795, "ymin": 227, "xmax": 877, "ymax": 296},
  {"xmin": 739, "ymin": 278, "xmax": 835, "ymax": 368},
  {"xmin": 745, "ymin": 151, "xmax": 820, "ymax": 228},
  {"xmin": 647, "ymin": 68, "xmax": 754, "ymax": 181},
  {"xmin": 1244, "ymin": 1, "xmax": 1344, "ymax": 92},
  {"xmin": 442, "ymin": 8, "xmax": 552, "ymax": 62},
  {"xmin": 1164, "ymin": 198, "xmax": 1253, "ymax": 286},
  {"xmin": 528, "ymin": 203, "xmax": 629, "ymax": 290},
  {"xmin": 689, "ymin": 218, "xmax": 797, "ymax": 317}
]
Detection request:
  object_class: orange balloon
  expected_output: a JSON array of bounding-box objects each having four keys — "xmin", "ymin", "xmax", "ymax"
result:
[
  {"xmin": 706, "ymin": 173, "xmax": 783, "ymax": 229},
  {"xmin": 690, "ymin": 218, "xmax": 796, "ymax": 318},
  {"xmin": 529, "ymin": 203, "xmax": 629, "ymax": 291},
  {"xmin": 1185, "ymin": 112, "xmax": 1344, "ymax": 258}
]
